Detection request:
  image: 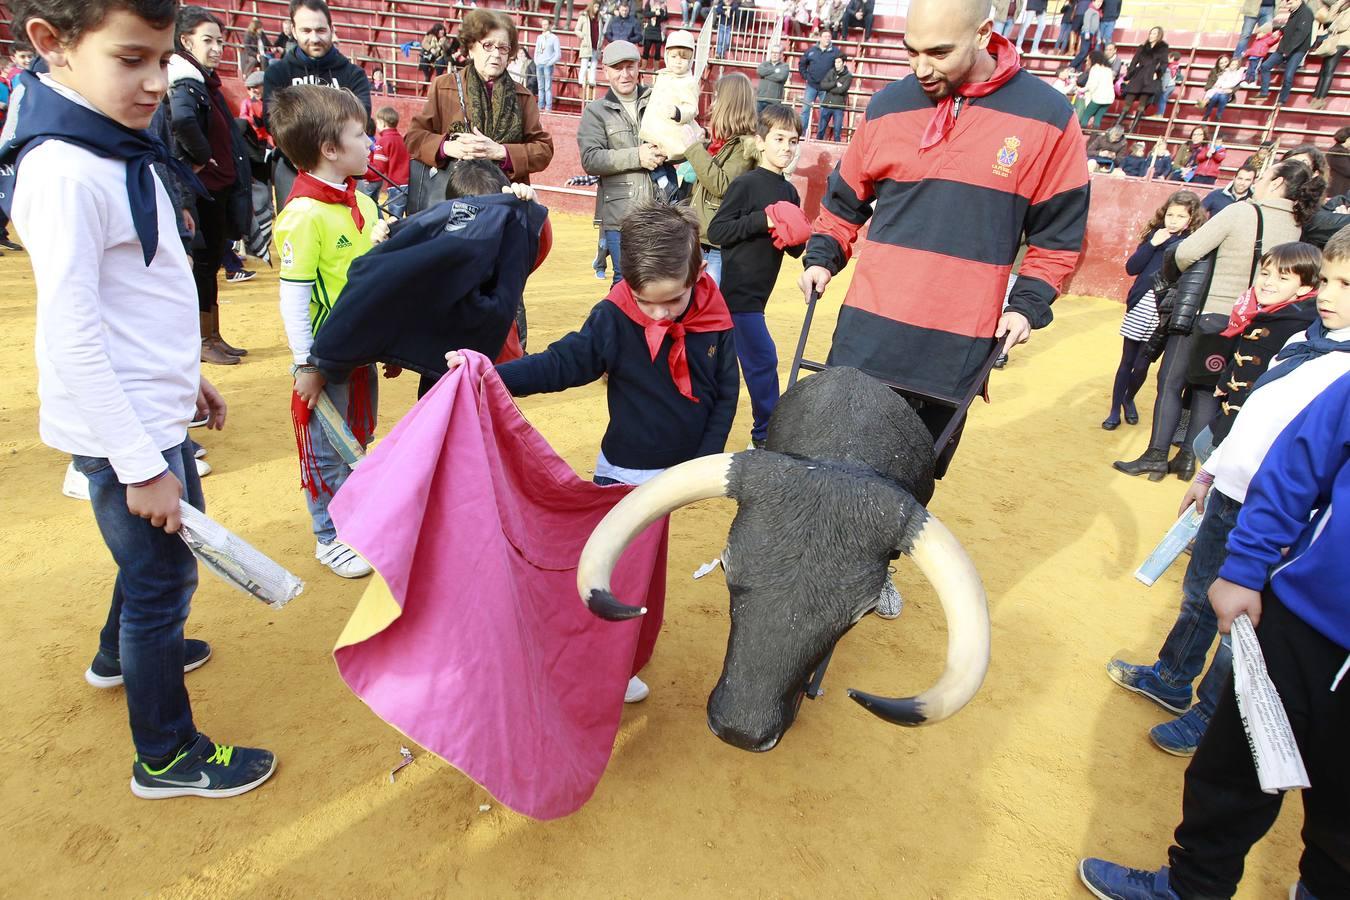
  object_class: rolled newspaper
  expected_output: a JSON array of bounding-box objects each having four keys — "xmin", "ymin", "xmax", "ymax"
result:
[
  {"xmin": 1135, "ymin": 505, "xmax": 1204, "ymax": 587},
  {"xmin": 1231, "ymin": 613, "xmax": 1310, "ymax": 794},
  {"xmin": 177, "ymin": 501, "xmax": 305, "ymax": 609}
]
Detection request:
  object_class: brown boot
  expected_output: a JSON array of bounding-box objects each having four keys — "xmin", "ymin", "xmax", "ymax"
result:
[
  {"xmin": 210, "ymin": 307, "xmax": 248, "ymax": 357},
  {"xmin": 200, "ymin": 311, "xmax": 239, "ymax": 366}
]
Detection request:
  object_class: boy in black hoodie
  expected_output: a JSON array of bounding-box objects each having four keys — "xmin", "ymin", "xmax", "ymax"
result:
[{"xmin": 707, "ymin": 104, "xmax": 808, "ymax": 448}]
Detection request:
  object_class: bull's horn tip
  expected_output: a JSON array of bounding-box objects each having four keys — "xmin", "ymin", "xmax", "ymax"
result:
[
  {"xmin": 584, "ymin": 589, "xmax": 647, "ymax": 621},
  {"xmin": 846, "ymin": 689, "xmax": 928, "ymax": 727}
]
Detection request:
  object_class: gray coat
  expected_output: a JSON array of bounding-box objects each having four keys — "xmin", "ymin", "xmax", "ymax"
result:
[{"xmin": 578, "ymin": 86, "xmax": 657, "ymax": 230}]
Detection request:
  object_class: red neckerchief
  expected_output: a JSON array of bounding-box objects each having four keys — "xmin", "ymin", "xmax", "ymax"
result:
[
  {"xmin": 286, "ymin": 171, "xmax": 365, "ymax": 231},
  {"xmin": 919, "ymin": 32, "xmax": 1020, "ymax": 151},
  {"xmin": 1221, "ymin": 286, "xmax": 1313, "ymax": 337},
  {"xmin": 604, "ymin": 271, "xmax": 733, "ymax": 403}
]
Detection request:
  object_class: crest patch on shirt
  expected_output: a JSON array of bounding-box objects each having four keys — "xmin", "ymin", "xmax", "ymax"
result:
[
  {"xmin": 444, "ymin": 200, "xmax": 481, "ymax": 233},
  {"xmin": 281, "ymin": 239, "xmax": 294, "ymax": 268},
  {"xmin": 993, "ymin": 137, "xmax": 1022, "ymax": 178}
]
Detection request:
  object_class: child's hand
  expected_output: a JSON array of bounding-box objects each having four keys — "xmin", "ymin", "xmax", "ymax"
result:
[
  {"xmin": 503, "ymin": 183, "xmax": 537, "ymax": 202},
  {"xmin": 1179, "ymin": 478, "xmax": 1211, "ymax": 516},
  {"xmin": 127, "ymin": 470, "xmax": 184, "ymax": 534},
  {"xmin": 382, "ymin": 363, "xmax": 403, "ymax": 379},
  {"xmin": 294, "ymin": 369, "xmax": 327, "ymax": 410},
  {"xmin": 1150, "ymin": 229, "xmax": 1170, "ymax": 247},
  {"xmin": 196, "ymin": 378, "xmax": 227, "ymax": 430},
  {"xmin": 372, "ymin": 215, "xmax": 396, "ymax": 245},
  {"xmin": 1208, "ymin": 577, "xmax": 1263, "ymax": 633},
  {"xmin": 445, "ymin": 350, "xmax": 467, "ymax": 371}
]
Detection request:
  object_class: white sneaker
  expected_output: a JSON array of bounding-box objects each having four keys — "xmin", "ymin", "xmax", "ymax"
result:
[
  {"xmin": 316, "ymin": 540, "xmax": 373, "ymax": 579},
  {"xmin": 62, "ymin": 462, "xmax": 90, "ymax": 501},
  {"xmin": 624, "ymin": 675, "xmax": 650, "ymax": 703},
  {"xmin": 192, "ymin": 444, "xmax": 208, "ymax": 459},
  {"xmin": 195, "ymin": 458, "xmax": 212, "ymax": 477},
  {"xmin": 875, "ymin": 574, "xmax": 903, "ymax": 620}
]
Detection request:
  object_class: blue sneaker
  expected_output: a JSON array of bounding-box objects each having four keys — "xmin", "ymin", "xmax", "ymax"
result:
[
  {"xmin": 1150, "ymin": 710, "xmax": 1207, "ymax": 756},
  {"xmin": 131, "ymin": 733, "xmax": 276, "ymax": 799},
  {"xmin": 1078, "ymin": 859, "xmax": 1179, "ymax": 899},
  {"xmin": 1106, "ymin": 657, "xmax": 1192, "ymax": 715},
  {"xmin": 85, "ymin": 639, "xmax": 212, "ymax": 689}
]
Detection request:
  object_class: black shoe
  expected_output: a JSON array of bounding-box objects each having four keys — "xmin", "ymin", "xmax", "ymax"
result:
[
  {"xmin": 1169, "ymin": 449, "xmax": 1196, "ymax": 481},
  {"xmin": 1123, "ymin": 401, "xmax": 1139, "ymax": 426},
  {"xmin": 0, "ymin": 237, "xmax": 21, "ymax": 252},
  {"xmin": 85, "ymin": 639, "xmax": 212, "ymax": 689},
  {"xmin": 1113, "ymin": 448, "xmax": 1170, "ymax": 481},
  {"xmin": 1101, "ymin": 414, "xmax": 1120, "ymax": 431}
]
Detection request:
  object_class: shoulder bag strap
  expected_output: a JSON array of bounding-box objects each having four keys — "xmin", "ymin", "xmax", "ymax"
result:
[{"xmin": 1248, "ymin": 204, "xmax": 1265, "ymax": 285}]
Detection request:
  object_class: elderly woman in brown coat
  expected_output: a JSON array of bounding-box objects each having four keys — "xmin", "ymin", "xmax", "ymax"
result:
[{"xmin": 405, "ymin": 10, "xmax": 554, "ymax": 185}]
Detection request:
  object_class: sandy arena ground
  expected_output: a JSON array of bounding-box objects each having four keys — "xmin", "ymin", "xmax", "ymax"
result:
[{"xmin": 0, "ymin": 212, "xmax": 1305, "ymax": 898}]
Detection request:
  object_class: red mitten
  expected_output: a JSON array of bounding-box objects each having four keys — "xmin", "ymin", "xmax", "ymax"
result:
[{"xmin": 765, "ymin": 201, "xmax": 812, "ymax": 250}]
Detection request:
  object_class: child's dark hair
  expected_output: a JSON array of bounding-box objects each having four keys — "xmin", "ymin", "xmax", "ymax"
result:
[
  {"xmin": 1087, "ymin": 49, "xmax": 1107, "ymax": 67},
  {"xmin": 290, "ymin": 0, "xmax": 333, "ymax": 25},
  {"xmin": 270, "ymin": 85, "xmax": 366, "ymax": 172},
  {"xmin": 446, "ymin": 160, "xmax": 510, "ymax": 199},
  {"xmin": 619, "ymin": 203, "xmax": 702, "ymax": 290},
  {"xmin": 1269, "ymin": 159, "xmax": 1328, "ymax": 228},
  {"xmin": 175, "ymin": 6, "xmax": 223, "ymax": 51},
  {"xmin": 1140, "ymin": 190, "xmax": 1205, "ymax": 242},
  {"xmin": 1259, "ymin": 241, "xmax": 1321, "ymax": 288},
  {"xmin": 375, "ymin": 105, "xmax": 399, "ymax": 128},
  {"xmin": 11, "ymin": 0, "xmax": 175, "ymax": 47},
  {"xmin": 756, "ymin": 103, "xmax": 801, "ymax": 139},
  {"xmin": 1324, "ymin": 226, "xmax": 1350, "ymax": 265},
  {"xmin": 1335, "ymin": 126, "xmax": 1350, "ymax": 147},
  {"xmin": 1281, "ymin": 143, "xmax": 1330, "ymax": 181}
]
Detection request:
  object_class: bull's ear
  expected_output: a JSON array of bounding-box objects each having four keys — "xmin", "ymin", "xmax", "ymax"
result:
[
  {"xmin": 849, "ymin": 498, "xmax": 990, "ymax": 727},
  {"xmin": 577, "ymin": 453, "xmax": 736, "ymax": 620}
]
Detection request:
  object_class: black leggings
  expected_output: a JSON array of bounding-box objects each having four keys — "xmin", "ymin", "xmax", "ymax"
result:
[
  {"xmin": 643, "ymin": 38, "xmax": 663, "ymax": 60},
  {"xmin": 1147, "ymin": 333, "xmax": 1218, "ymax": 453},
  {"xmin": 1115, "ymin": 92, "xmax": 1153, "ymax": 126},
  {"xmin": 1109, "ymin": 336, "xmax": 1152, "ymax": 415},
  {"xmin": 192, "ymin": 191, "xmax": 231, "ymax": 314}
]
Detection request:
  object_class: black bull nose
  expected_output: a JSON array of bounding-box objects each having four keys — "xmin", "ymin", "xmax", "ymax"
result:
[{"xmin": 707, "ymin": 713, "xmax": 783, "ymax": 752}]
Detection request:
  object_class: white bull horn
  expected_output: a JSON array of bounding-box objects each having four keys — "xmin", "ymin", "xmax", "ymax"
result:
[
  {"xmin": 577, "ymin": 453, "xmax": 735, "ymax": 621},
  {"xmin": 848, "ymin": 511, "xmax": 990, "ymax": 726}
]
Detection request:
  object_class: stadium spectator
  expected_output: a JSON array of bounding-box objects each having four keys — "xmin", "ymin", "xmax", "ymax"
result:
[
  {"xmin": 1235, "ymin": 0, "xmax": 1278, "ymax": 57},
  {"xmin": 843, "ymin": 0, "xmax": 876, "ymax": 44},
  {"xmin": 993, "ymin": 0, "xmax": 1024, "ymax": 39},
  {"xmin": 798, "ymin": 29, "xmax": 842, "ymax": 135},
  {"xmin": 1201, "ymin": 164, "xmax": 1257, "ymax": 217},
  {"xmin": 1078, "ymin": 48, "xmax": 1116, "ymax": 130},
  {"xmin": 1328, "ymin": 126, "xmax": 1350, "ymax": 197},
  {"xmin": 1115, "ymin": 26, "xmax": 1168, "ymax": 132},
  {"xmin": 756, "ymin": 43, "xmax": 790, "ymax": 113},
  {"xmin": 240, "ymin": 17, "xmax": 269, "ymax": 77},
  {"xmin": 605, "ymin": 2, "xmax": 644, "ymax": 45},
  {"xmin": 1098, "ymin": 0, "xmax": 1120, "ymax": 45},
  {"xmin": 1086, "ymin": 124, "xmax": 1128, "ymax": 172},
  {"xmin": 535, "ymin": 22, "xmax": 561, "ymax": 112},
  {"xmin": 1308, "ymin": 0, "xmax": 1350, "ymax": 109},
  {"xmin": 1258, "ymin": 0, "xmax": 1314, "ymax": 107},
  {"xmin": 1199, "ymin": 55, "xmax": 1243, "ymax": 121}
]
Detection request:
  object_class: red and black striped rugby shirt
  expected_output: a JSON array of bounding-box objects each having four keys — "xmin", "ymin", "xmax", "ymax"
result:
[{"xmin": 804, "ymin": 40, "xmax": 1090, "ymax": 400}]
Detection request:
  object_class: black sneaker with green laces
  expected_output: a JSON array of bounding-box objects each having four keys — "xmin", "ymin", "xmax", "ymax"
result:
[
  {"xmin": 131, "ymin": 733, "xmax": 276, "ymax": 799},
  {"xmin": 85, "ymin": 639, "xmax": 212, "ymax": 689}
]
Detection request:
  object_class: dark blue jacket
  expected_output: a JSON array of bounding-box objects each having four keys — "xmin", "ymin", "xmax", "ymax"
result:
[
  {"xmin": 1220, "ymin": 371, "xmax": 1350, "ymax": 651},
  {"xmin": 799, "ymin": 44, "xmax": 843, "ymax": 89},
  {"xmin": 309, "ymin": 193, "xmax": 547, "ymax": 381},
  {"xmin": 1124, "ymin": 229, "xmax": 1184, "ymax": 311},
  {"xmin": 1101, "ymin": 0, "xmax": 1121, "ymax": 18},
  {"xmin": 498, "ymin": 300, "xmax": 739, "ymax": 469}
]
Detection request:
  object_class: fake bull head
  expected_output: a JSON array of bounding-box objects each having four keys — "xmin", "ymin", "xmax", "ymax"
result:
[{"xmin": 576, "ymin": 368, "xmax": 990, "ymax": 752}]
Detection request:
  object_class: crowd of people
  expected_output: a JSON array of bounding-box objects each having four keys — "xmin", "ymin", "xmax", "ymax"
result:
[{"xmin": 1, "ymin": 0, "xmax": 1348, "ymax": 898}]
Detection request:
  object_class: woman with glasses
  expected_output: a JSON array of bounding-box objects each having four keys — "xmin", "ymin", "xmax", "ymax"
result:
[{"xmin": 404, "ymin": 9, "xmax": 555, "ymax": 186}]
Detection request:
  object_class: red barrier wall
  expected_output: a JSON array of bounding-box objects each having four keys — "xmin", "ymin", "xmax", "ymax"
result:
[{"xmin": 228, "ymin": 76, "xmax": 1182, "ymax": 301}]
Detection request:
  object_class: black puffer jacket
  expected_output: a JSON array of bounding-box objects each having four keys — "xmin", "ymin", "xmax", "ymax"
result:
[
  {"xmin": 1160, "ymin": 246, "xmax": 1215, "ymax": 336},
  {"xmin": 165, "ymin": 55, "xmax": 251, "ymax": 239}
]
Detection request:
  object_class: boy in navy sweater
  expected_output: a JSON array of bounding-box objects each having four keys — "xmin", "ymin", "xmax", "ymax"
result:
[
  {"xmin": 707, "ymin": 103, "xmax": 810, "ymax": 448},
  {"xmin": 447, "ymin": 202, "xmax": 739, "ymax": 700}
]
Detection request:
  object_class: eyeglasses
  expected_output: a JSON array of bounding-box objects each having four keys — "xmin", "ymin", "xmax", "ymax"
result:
[{"xmin": 478, "ymin": 41, "xmax": 511, "ymax": 55}]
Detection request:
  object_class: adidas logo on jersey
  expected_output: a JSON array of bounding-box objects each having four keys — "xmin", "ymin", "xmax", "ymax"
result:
[{"xmin": 336, "ymin": 235, "xmax": 354, "ymax": 249}]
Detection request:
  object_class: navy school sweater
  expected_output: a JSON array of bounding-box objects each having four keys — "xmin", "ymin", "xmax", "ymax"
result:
[
  {"xmin": 707, "ymin": 167, "xmax": 805, "ymax": 313},
  {"xmin": 496, "ymin": 300, "xmax": 740, "ymax": 469}
]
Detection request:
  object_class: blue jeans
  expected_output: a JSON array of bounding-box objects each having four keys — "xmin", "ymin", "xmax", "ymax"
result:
[
  {"xmin": 732, "ymin": 312, "xmax": 780, "ymax": 440},
  {"xmin": 537, "ymin": 64, "xmax": 554, "ymax": 109},
  {"xmin": 682, "ymin": 0, "xmax": 701, "ymax": 25},
  {"xmin": 1234, "ymin": 5, "xmax": 1276, "ymax": 58},
  {"xmin": 1156, "ymin": 83, "xmax": 1177, "ymax": 117},
  {"xmin": 74, "ymin": 439, "xmax": 203, "ymax": 759},
  {"xmin": 1259, "ymin": 47, "xmax": 1307, "ymax": 106},
  {"xmin": 304, "ymin": 368, "xmax": 379, "ymax": 543},
  {"xmin": 703, "ymin": 246, "xmax": 723, "ymax": 285},
  {"xmin": 800, "ymin": 84, "xmax": 823, "ymax": 134},
  {"xmin": 1052, "ymin": 24, "xmax": 1072, "ymax": 53},
  {"xmin": 1202, "ymin": 94, "xmax": 1229, "ymax": 120},
  {"xmin": 1098, "ymin": 18, "xmax": 1116, "ymax": 45},
  {"xmin": 1015, "ymin": 11, "xmax": 1047, "ymax": 52},
  {"xmin": 716, "ymin": 23, "xmax": 731, "ymax": 58},
  {"xmin": 1155, "ymin": 489, "xmax": 1242, "ymax": 694},
  {"xmin": 817, "ymin": 106, "xmax": 843, "ymax": 141},
  {"xmin": 997, "ymin": 18, "xmax": 1015, "ymax": 36},
  {"xmin": 385, "ymin": 185, "xmax": 407, "ymax": 217},
  {"xmin": 603, "ymin": 229, "xmax": 623, "ymax": 284}
]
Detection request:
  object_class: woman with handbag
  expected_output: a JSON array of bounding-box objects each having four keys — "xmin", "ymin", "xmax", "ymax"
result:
[
  {"xmin": 1114, "ymin": 159, "xmax": 1324, "ymax": 480},
  {"xmin": 404, "ymin": 9, "xmax": 555, "ymax": 201}
]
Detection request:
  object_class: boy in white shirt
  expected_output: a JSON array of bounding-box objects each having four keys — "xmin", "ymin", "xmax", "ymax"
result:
[{"xmin": 0, "ymin": 0, "xmax": 274, "ymax": 799}]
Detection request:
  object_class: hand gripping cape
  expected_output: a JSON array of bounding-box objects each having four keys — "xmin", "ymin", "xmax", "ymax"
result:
[
  {"xmin": 309, "ymin": 193, "xmax": 551, "ymax": 382},
  {"xmin": 329, "ymin": 351, "xmax": 667, "ymax": 820}
]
